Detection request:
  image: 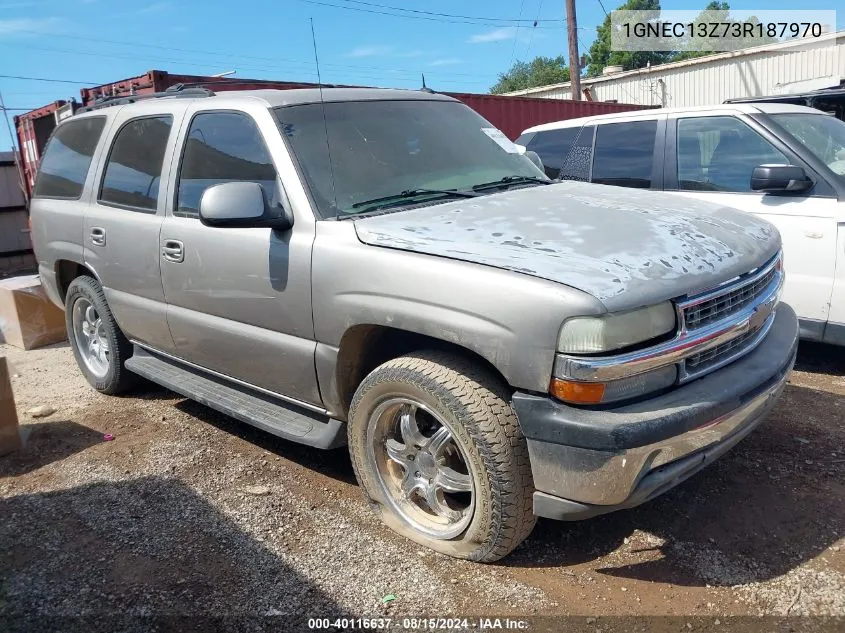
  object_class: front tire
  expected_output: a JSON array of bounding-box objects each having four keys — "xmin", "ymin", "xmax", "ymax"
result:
[
  {"xmin": 348, "ymin": 351, "xmax": 536, "ymax": 562},
  {"xmin": 65, "ymin": 276, "xmax": 136, "ymax": 395}
]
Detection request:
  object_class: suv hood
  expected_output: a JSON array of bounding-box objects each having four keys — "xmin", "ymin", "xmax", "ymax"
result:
[{"xmin": 353, "ymin": 181, "xmax": 780, "ymax": 311}]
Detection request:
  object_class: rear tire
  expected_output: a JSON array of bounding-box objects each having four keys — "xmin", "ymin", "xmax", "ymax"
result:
[
  {"xmin": 348, "ymin": 351, "xmax": 536, "ymax": 562},
  {"xmin": 65, "ymin": 276, "xmax": 137, "ymax": 395}
]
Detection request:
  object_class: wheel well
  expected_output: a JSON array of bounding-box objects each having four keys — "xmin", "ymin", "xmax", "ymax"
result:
[
  {"xmin": 55, "ymin": 260, "xmax": 96, "ymax": 302},
  {"xmin": 335, "ymin": 325, "xmax": 510, "ymax": 417}
]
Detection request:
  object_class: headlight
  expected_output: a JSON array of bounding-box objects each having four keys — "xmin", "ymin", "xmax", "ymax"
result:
[{"xmin": 557, "ymin": 302, "xmax": 677, "ymax": 354}]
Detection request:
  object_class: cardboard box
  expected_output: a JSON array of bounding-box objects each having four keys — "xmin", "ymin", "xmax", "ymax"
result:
[
  {"xmin": 0, "ymin": 275, "xmax": 67, "ymax": 350},
  {"xmin": 0, "ymin": 357, "xmax": 22, "ymax": 456}
]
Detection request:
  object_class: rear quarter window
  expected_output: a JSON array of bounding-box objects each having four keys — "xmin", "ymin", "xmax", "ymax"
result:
[
  {"xmin": 526, "ymin": 128, "xmax": 581, "ymax": 179},
  {"xmin": 33, "ymin": 117, "xmax": 106, "ymax": 199}
]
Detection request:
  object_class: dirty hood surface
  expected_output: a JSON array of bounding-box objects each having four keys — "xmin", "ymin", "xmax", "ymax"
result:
[{"xmin": 353, "ymin": 180, "xmax": 780, "ymax": 310}]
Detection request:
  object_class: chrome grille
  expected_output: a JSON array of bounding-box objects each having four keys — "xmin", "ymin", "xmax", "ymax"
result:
[
  {"xmin": 685, "ymin": 328, "xmax": 758, "ymax": 371},
  {"xmin": 683, "ymin": 266, "xmax": 777, "ymax": 330}
]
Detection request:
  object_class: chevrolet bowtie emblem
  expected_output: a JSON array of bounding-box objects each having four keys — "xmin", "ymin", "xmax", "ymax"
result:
[{"xmin": 749, "ymin": 300, "xmax": 774, "ymax": 331}]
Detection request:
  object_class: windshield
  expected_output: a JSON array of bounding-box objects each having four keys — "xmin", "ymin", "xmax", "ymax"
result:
[
  {"xmin": 274, "ymin": 100, "xmax": 547, "ymax": 218},
  {"xmin": 769, "ymin": 112, "xmax": 845, "ymax": 182}
]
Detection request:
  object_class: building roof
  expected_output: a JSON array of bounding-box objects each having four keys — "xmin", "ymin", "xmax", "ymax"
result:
[
  {"xmin": 725, "ymin": 86, "xmax": 845, "ymax": 103},
  {"xmin": 521, "ymin": 103, "xmax": 822, "ymax": 134},
  {"xmin": 505, "ymin": 29, "xmax": 845, "ymax": 97}
]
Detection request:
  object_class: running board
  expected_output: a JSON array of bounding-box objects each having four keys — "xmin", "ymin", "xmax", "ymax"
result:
[{"xmin": 125, "ymin": 346, "xmax": 346, "ymax": 449}]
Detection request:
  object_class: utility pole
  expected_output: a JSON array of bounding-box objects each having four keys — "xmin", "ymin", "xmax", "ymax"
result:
[{"xmin": 565, "ymin": 0, "xmax": 581, "ymax": 100}]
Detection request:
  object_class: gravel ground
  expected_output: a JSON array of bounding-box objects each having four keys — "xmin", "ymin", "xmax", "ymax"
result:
[{"xmin": 1, "ymin": 340, "xmax": 843, "ymax": 631}]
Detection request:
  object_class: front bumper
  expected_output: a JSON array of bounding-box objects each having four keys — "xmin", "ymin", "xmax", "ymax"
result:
[{"xmin": 513, "ymin": 302, "xmax": 798, "ymax": 521}]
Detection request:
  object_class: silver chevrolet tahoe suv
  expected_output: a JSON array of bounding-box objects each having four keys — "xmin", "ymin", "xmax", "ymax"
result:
[{"xmin": 30, "ymin": 86, "xmax": 798, "ymax": 562}]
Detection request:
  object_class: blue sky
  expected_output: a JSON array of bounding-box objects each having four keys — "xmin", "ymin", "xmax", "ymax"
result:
[{"xmin": 0, "ymin": 0, "xmax": 838, "ymax": 148}]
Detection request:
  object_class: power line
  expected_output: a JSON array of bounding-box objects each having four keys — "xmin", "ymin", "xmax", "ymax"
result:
[
  {"xmin": 5, "ymin": 27, "xmax": 317, "ymax": 67},
  {"xmin": 596, "ymin": 0, "xmax": 609, "ymax": 18},
  {"xmin": 334, "ymin": 0, "xmax": 563, "ymax": 23},
  {"xmin": 15, "ymin": 44, "xmax": 496, "ymax": 86},
  {"xmin": 0, "ymin": 74, "xmax": 103, "ymax": 84},
  {"xmin": 1, "ymin": 28, "xmax": 495, "ymax": 78},
  {"xmin": 1, "ymin": 89, "xmax": 76, "ymax": 95},
  {"xmin": 297, "ymin": 0, "xmax": 568, "ymax": 27},
  {"xmin": 524, "ymin": 0, "xmax": 546, "ymax": 60},
  {"xmin": 15, "ymin": 43, "xmax": 321, "ymax": 78},
  {"xmin": 577, "ymin": 34, "xmax": 591, "ymax": 73},
  {"xmin": 509, "ymin": 0, "xmax": 528, "ymax": 67}
]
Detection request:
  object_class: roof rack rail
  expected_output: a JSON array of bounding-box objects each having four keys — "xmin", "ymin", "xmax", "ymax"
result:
[{"xmin": 76, "ymin": 83, "xmax": 215, "ymax": 113}]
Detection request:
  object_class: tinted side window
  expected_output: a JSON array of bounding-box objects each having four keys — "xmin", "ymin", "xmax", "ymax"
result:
[
  {"xmin": 527, "ymin": 128, "xmax": 580, "ymax": 179},
  {"xmin": 560, "ymin": 125, "xmax": 595, "ymax": 182},
  {"xmin": 176, "ymin": 112, "xmax": 277, "ymax": 218},
  {"xmin": 33, "ymin": 117, "xmax": 106, "ymax": 199},
  {"xmin": 676, "ymin": 116, "xmax": 788, "ymax": 192},
  {"xmin": 591, "ymin": 120, "xmax": 657, "ymax": 188},
  {"xmin": 99, "ymin": 116, "xmax": 173, "ymax": 211}
]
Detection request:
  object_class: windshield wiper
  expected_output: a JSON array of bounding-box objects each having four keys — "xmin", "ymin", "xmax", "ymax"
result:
[
  {"xmin": 471, "ymin": 175, "xmax": 551, "ymax": 192},
  {"xmin": 349, "ymin": 188, "xmax": 479, "ymax": 213}
]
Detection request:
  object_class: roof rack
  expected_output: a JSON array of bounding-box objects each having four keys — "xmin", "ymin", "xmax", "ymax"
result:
[{"xmin": 76, "ymin": 83, "xmax": 215, "ymax": 113}]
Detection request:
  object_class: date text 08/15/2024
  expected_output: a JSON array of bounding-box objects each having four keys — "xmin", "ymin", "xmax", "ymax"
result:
[{"xmin": 307, "ymin": 618, "xmax": 530, "ymax": 630}]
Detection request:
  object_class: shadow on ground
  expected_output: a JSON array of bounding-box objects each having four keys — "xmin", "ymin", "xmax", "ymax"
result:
[
  {"xmin": 174, "ymin": 398, "xmax": 357, "ymax": 486},
  {"xmin": 0, "ymin": 476, "xmax": 347, "ymax": 632},
  {"xmin": 0, "ymin": 420, "xmax": 103, "ymax": 477},
  {"xmin": 100, "ymin": 341, "xmax": 843, "ymax": 589},
  {"xmin": 794, "ymin": 340, "xmax": 845, "ymax": 376},
  {"xmin": 504, "ymin": 380, "xmax": 844, "ymax": 587}
]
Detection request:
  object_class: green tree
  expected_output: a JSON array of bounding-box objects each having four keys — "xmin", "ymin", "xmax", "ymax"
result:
[
  {"xmin": 585, "ymin": 0, "xmax": 672, "ymax": 78},
  {"xmin": 490, "ymin": 56, "xmax": 570, "ymax": 94},
  {"xmin": 667, "ymin": 2, "xmax": 775, "ymax": 62},
  {"xmin": 668, "ymin": 1, "xmax": 731, "ymax": 62}
]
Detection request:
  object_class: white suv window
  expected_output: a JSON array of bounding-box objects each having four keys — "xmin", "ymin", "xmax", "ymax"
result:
[
  {"xmin": 677, "ymin": 116, "xmax": 788, "ymax": 192},
  {"xmin": 591, "ymin": 120, "xmax": 657, "ymax": 189},
  {"xmin": 526, "ymin": 128, "xmax": 580, "ymax": 179}
]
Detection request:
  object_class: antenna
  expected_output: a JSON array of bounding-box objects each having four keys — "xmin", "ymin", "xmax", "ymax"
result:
[
  {"xmin": 310, "ymin": 18, "xmax": 338, "ymax": 217},
  {"xmin": 420, "ymin": 73, "xmax": 434, "ymax": 93}
]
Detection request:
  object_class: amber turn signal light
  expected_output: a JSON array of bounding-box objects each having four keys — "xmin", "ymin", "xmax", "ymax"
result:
[{"xmin": 549, "ymin": 378, "xmax": 606, "ymax": 405}]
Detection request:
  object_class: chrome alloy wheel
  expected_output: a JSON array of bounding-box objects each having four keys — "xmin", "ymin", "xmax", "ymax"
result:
[
  {"xmin": 72, "ymin": 297, "xmax": 110, "ymax": 379},
  {"xmin": 366, "ymin": 397, "xmax": 475, "ymax": 540}
]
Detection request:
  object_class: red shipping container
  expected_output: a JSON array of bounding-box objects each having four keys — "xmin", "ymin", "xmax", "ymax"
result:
[
  {"xmin": 444, "ymin": 92, "xmax": 655, "ymax": 140},
  {"xmin": 16, "ymin": 69, "xmax": 654, "ymax": 198}
]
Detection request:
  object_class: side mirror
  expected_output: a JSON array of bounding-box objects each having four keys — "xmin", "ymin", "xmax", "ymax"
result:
[
  {"xmin": 199, "ymin": 181, "xmax": 293, "ymax": 230},
  {"xmin": 523, "ymin": 150, "xmax": 545, "ymax": 172},
  {"xmin": 750, "ymin": 165, "xmax": 813, "ymax": 194}
]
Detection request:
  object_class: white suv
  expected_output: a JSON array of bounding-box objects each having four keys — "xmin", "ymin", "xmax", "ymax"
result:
[{"xmin": 517, "ymin": 104, "xmax": 845, "ymax": 346}]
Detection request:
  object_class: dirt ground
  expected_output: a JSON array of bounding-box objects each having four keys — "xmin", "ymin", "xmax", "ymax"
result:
[{"xmin": 0, "ymin": 339, "xmax": 843, "ymax": 630}]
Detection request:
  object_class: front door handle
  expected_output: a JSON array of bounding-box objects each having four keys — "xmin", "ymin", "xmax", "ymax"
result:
[
  {"xmin": 162, "ymin": 239, "xmax": 184, "ymax": 263},
  {"xmin": 90, "ymin": 227, "xmax": 106, "ymax": 246}
]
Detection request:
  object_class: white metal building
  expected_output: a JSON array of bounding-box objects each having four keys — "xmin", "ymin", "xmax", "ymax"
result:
[{"xmin": 504, "ymin": 30, "xmax": 845, "ymax": 107}]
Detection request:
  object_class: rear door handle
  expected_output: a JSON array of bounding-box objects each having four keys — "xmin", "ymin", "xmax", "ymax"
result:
[
  {"xmin": 90, "ymin": 227, "xmax": 106, "ymax": 246},
  {"xmin": 162, "ymin": 239, "xmax": 184, "ymax": 263}
]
